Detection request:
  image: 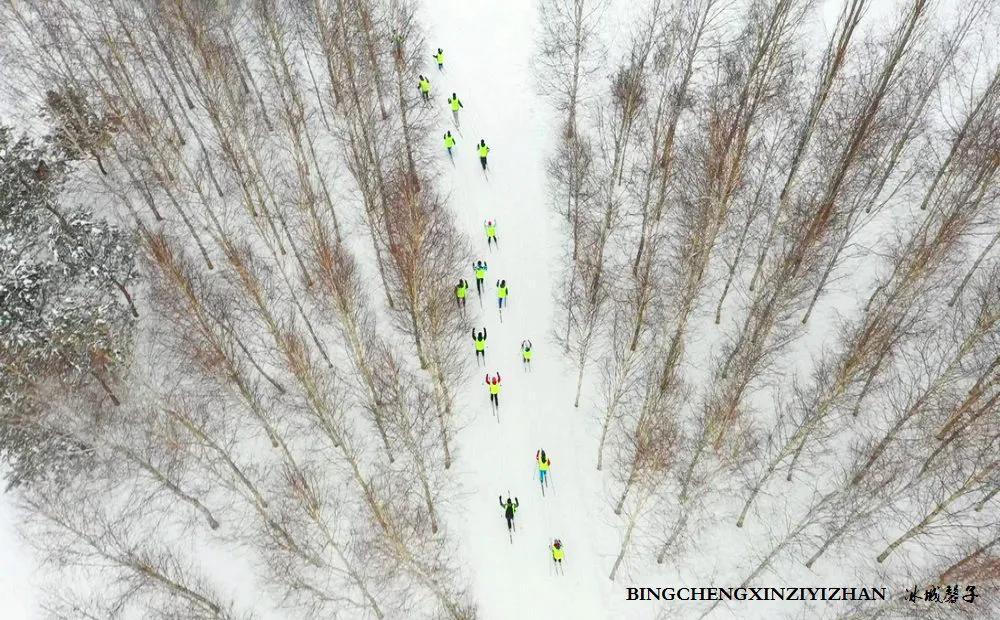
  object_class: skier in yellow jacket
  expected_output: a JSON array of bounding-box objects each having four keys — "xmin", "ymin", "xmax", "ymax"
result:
[
  {"xmin": 536, "ymin": 449, "xmax": 551, "ymax": 488},
  {"xmin": 448, "ymin": 93, "xmax": 463, "ymax": 126},
  {"xmin": 550, "ymin": 539, "xmax": 565, "ymax": 571},
  {"xmin": 477, "ymin": 139, "xmax": 490, "ymax": 170}
]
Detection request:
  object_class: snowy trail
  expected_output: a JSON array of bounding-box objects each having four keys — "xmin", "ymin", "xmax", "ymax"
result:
[{"xmin": 424, "ymin": 2, "xmax": 634, "ymax": 618}]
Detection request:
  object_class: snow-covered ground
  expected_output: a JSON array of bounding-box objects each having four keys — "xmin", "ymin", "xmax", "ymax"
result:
[
  {"xmin": 2, "ymin": 1, "xmax": 995, "ymax": 618},
  {"xmin": 0, "ymin": 473, "xmax": 34, "ymax": 620},
  {"xmin": 424, "ymin": 1, "xmax": 635, "ymax": 617}
]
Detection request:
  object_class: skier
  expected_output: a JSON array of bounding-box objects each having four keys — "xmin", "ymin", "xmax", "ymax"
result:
[
  {"xmin": 455, "ymin": 278, "xmax": 468, "ymax": 309},
  {"xmin": 496, "ymin": 279, "xmax": 509, "ymax": 309},
  {"xmin": 473, "ymin": 260, "xmax": 488, "ymax": 296},
  {"xmin": 550, "ymin": 539, "xmax": 565, "ymax": 571},
  {"xmin": 433, "ymin": 47, "xmax": 444, "ymax": 70},
  {"xmin": 484, "ymin": 219, "xmax": 498, "ymax": 249},
  {"xmin": 486, "ymin": 372, "xmax": 501, "ymax": 410},
  {"xmin": 477, "ymin": 139, "xmax": 490, "ymax": 170},
  {"xmin": 536, "ymin": 449, "xmax": 551, "ymax": 489},
  {"xmin": 500, "ymin": 495, "xmax": 519, "ymax": 533},
  {"xmin": 472, "ymin": 327, "xmax": 487, "ymax": 364},
  {"xmin": 447, "ymin": 93, "xmax": 463, "ymax": 127},
  {"xmin": 391, "ymin": 31, "xmax": 404, "ymax": 59},
  {"xmin": 444, "ymin": 131, "xmax": 456, "ymax": 158},
  {"xmin": 418, "ymin": 75, "xmax": 431, "ymax": 102},
  {"xmin": 521, "ymin": 340, "xmax": 533, "ymax": 370}
]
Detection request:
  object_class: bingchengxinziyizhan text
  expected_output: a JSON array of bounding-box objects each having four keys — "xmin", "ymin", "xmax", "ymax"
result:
[{"xmin": 626, "ymin": 586, "xmax": 890, "ymax": 602}]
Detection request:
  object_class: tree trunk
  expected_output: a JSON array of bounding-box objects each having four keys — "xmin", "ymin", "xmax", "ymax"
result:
[{"xmin": 609, "ymin": 506, "xmax": 639, "ymax": 580}]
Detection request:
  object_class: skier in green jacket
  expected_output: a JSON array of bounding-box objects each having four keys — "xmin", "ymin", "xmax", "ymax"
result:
[
  {"xmin": 433, "ymin": 48, "xmax": 444, "ymax": 70},
  {"xmin": 444, "ymin": 131, "xmax": 456, "ymax": 159},
  {"xmin": 500, "ymin": 495, "xmax": 519, "ymax": 532},
  {"xmin": 484, "ymin": 219, "xmax": 497, "ymax": 249},
  {"xmin": 418, "ymin": 75, "xmax": 431, "ymax": 102},
  {"xmin": 448, "ymin": 93, "xmax": 463, "ymax": 127},
  {"xmin": 550, "ymin": 539, "xmax": 565, "ymax": 568},
  {"xmin": 472, "ymin": 327, "xmax": 487, "ymax": 364},
  {"xmin": 478, "ymin": 139, "xmax": 490, "ymax": 170},
  {"xmin": 496, "ymin": 279, "xmax": 509, "ymax": 309},
  {"xmin": 473, "ymin": 260, "xmax": 488, "ymax": 296},
  {"xmin": 486, "ymin": 372, "xmax": 501, "ymax": 409}
]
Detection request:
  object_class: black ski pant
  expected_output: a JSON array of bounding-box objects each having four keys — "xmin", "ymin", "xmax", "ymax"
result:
[
  {"xmin": 476, "ymin": 278, "xmax": 484, "ymax": 294},
  {"xmin": 456, "ymin": 297, "xmax": 465, "ymax": 308},
  {"xmin": 490, "ymin": 393, "xmax": 498, "ymax": 408},
  {"xmin": 506, "ymin": 516, "xmax": 514, "ymax": 531},
  {"xmin": 480, "ymin": 157, "xmax": 487, "ymax": 170},
  {"xmin": 476, "ymin": 350, "xmax": 485, "ymax": 361}
]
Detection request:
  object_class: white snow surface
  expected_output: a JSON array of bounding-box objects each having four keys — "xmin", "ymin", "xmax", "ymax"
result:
[
  {"xmin": 424, "ymin": 1, "xmax": 635, "ymax": 617},
  {"xmin": 0, "ymin": 472, "xmax": 34, "ymax": 620},
  {"xmin": 2, "ymin": 1, "xmax": 989, "ymax": 618}
]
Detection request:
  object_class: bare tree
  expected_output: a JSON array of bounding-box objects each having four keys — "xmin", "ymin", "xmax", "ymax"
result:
[{"xmin": 735, "ymin": 56, "xmax": 1000, "ymax": 526}]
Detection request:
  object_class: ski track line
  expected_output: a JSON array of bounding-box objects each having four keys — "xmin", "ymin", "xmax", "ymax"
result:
[{"xmin": 423, "ymin": 1, "xmax": 641, "ymax": 618}]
